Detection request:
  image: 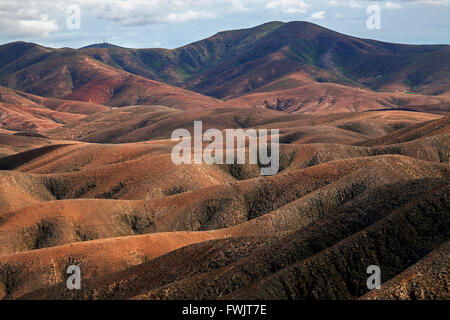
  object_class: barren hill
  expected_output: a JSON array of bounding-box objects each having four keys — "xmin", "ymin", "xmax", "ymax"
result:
[
  {"xmin": 79, "ymin": 21, "xmax": 450, "ymax": 99},
  {"xmin": 0, "ymin": 43, "xmax": 220, "ymax": 109},
  {"xmin": 0, "ymin": 115, "xmax": 448, "ymax": 299},
  {"xmin": 0, "ymin": 21, "xmax": 449, "ymax": 301},
  {"xmin": 1, "ymin": 22, "xmax": 449, "ymax": 117}
]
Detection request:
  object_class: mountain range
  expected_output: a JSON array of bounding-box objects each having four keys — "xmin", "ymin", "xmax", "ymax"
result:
[
  {"xmin": 0, "ymin": 21, "xmax": 449, "ymax": 300},
  {"xmin": 1, "ymin": 21, "xmax": 449, "ymax": 113}
]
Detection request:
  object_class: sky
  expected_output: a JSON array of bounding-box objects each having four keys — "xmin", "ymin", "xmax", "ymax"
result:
[{"xmin": 0, "ymin": 0, "xmax": 449, "ymax": 49}]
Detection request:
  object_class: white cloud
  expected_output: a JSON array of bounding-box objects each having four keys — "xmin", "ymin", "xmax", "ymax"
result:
[
  {"xmin": 1, "ymin": 0, "xmax": 449, "ymax": 47},
  {"xmin": 265, "ymin": 0, "xmax": 309, "ymax": 14},
  {"xmin": 17, "ymin": 18, "xmax": 59, "ymax": 37},
  {"xmin": 326, "ymin": 0, "xmax": 362, "ymax": 8},
  {"xmin": 166, "ymin": 10, "xmax": 217, "ymax": 23},
  {"xmin": 383, "ymin": 2, "xmax": 402, "ymax": 9},
  {"xmin": 348, "ymin": 0, "xmax": 363, "ymax": 9},
  {"xmin": 0, "ymin": 0, "xmax": 222, "ymax": 34},
  {"xmin": 327, "ymin": 0, "xmax": 448, "ymax": 9},
  {"xmin": 230, "ymin": 0, "xmax": 251, "ymax": 12},
  {"xmin": 90, "ymin": 0, "xmax": 218, "ymax": 26},
  {"xmin": 309, "ymin": 10, "xmax": 325, "ymax": 19},
  {"xmin": 0, "ymin": 1, "xmax": 60, "ymax": 38},
  {"xmin": 413, "ymin": 0, "xmax": 449, "ymax": 5}
]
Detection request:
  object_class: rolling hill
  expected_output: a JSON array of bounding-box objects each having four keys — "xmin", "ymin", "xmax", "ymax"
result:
[
  {"xmin": 0, "ymin": 86, "xmax": 109, "ymax": 133},
  {"xmin": 0, "ymin": 42, "xmax": 220, "ymax": 109},
  {"xmin": 0, "ymin": 113, "xmax": 448, "ymax": 299},
  {"xmin": 0, "ymin": 21, "xmax": 449, "ymax": 301},
  {"xmin": 79, "ymin": 21, "xmax": 450, "ymax": 99},
  {"xmin": 0, "ymin": 21, "xmax": 449, "ymax": 119}
]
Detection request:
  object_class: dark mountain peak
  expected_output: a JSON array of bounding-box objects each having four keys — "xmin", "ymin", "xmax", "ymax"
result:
[
  {"xmin": 284, "ymin": 20, "xmax": 323, "ymax": 28},
  {"xmin": 210, "ymin": 20, "xmax": 323, "ymax": 39},
  {"xmin": 210, "ymin": 21, "xmax": 284, "ymax": 37},
  {"xmin": 256, "ymin": 20, "xmax": 285, "ymax": 28},
  {"xmin": 0, "ymin": 41, "xmax": 49, "ymax": 51},
  {"xmin": 0, "ymin": 21, "xmax": 448, "ymax": 104},
  {"xmin": 80, "ymin": 43, "xmax": 124, "ymax": 50}
]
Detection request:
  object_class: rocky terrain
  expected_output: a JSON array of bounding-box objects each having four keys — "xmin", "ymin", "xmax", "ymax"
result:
[{"xmin": 0, "ymin": 21, "xmax": 448, "ymax": 300}]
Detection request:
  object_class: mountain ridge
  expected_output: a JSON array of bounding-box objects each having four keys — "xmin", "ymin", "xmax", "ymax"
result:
[{"xmin": 1, "ymin": 21, "xmax": 449, "ymax": 107}]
